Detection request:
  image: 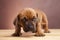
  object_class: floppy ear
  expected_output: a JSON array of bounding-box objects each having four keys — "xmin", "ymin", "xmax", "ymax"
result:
[{"xmin": 13, "ymin": 15, "xmax": 20, "ymax": 26}]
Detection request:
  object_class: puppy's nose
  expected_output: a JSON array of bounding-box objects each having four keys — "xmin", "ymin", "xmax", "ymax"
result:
[{"xmin": 28, "ymin": 25, "xmax": 33, "ymax": 29}]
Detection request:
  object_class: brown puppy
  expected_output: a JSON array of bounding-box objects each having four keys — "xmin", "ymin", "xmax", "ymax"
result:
[{"xmin": 12, "ymin": 8, "xmax": 50, "ymax": 36}]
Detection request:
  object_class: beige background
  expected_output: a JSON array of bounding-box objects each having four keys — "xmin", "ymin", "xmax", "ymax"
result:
[{"xmin": 0, "ymin": 0, "xmax": 60, "ymax": 29}]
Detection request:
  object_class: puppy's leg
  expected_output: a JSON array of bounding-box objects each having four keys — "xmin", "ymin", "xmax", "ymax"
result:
[
  {"xmin": 43, "ymin": 17, "xmax": 50, "ymax": 33},
  {"xmin": 35, "ymin": 23, "xmax": 45, "ymax": 36},
  {"xmin": 43, "ymin": 23, "xmax": 50, "ymax": 33},
  {"xmin": 34, "ymin": 16, "xmax": 45, "ymax": 36},
  {"xmin": 12, "ymin": 25, "xmax": 22, "ymax": 36}
]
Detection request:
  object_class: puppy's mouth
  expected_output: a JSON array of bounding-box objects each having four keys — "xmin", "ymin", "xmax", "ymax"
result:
[{"xmin": 23, "ymin": 26, "xmax": 36, "ymax": 33}]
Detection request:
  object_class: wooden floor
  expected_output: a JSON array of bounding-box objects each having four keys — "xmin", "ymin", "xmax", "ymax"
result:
[{"xmin": 0, "ymin": 29, "xmax": 60, "ymax": 40}]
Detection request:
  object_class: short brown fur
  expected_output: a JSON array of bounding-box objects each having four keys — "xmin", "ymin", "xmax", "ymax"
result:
[{"xmin": 12, "ymin": 8, "xmax": 50, "ymax": 37}]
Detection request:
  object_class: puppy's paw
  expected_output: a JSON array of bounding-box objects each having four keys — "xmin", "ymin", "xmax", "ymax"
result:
[
  {"xmin": 12, "ymin": 33, "xmax": 20, "ymax": 37},
  {"xmin": 34, "ymin": 33, "xmax": 45, "ymax": 37},
  {"xmin": 44, "ymin": 31, "xmax": 50, "ymax": 33}
]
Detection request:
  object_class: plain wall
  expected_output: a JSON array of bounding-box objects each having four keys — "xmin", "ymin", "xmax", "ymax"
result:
[{"xmin": 0, "ymin": 0, "xmax": 60, "ymax": 29}]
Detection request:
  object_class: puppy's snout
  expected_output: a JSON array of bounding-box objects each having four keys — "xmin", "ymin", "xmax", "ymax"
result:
[
  {"xmin": 27, "ymin": 23, "xmax": 33, "ymax": 29},
  {"xmin": 24, "ymin": 22, "xmax": 36, "ymax": 33},
  {"xmin": 28, "ymin": 25, "xmax": 33, "ymax": 29},
  {"xmin": 28, "ymin": 23, "xmax": 36, "ymax": 32}
]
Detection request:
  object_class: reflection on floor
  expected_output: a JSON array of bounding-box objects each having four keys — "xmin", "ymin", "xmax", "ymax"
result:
[{"xmin": 0, "ymin": 29, "xmax": 60, "ymax": 40}]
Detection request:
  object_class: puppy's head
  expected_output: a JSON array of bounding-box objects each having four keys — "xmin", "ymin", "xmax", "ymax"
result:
[{"xmin": 19, "ymin": 8, "xmax": 38, "ymax": 33}]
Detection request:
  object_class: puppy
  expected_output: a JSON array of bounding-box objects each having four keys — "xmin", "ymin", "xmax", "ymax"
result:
[{"xmin": 12, "ymin": 8, "xmax": 50, "ymax": 36}]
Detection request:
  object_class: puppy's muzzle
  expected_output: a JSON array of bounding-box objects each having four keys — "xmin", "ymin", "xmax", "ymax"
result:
[{"xmin": 23, "ymin": 22, "xmax": 36, "ymax": 33}]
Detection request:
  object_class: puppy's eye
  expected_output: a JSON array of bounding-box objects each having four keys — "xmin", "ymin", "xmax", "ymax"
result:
[{"xmin": 32, "ymin": 17, "xmax": 36, "ymax": 22}]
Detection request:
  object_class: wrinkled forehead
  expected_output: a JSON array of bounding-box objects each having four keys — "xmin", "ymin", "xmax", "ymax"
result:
[{"xmin": 21, "ymin": 8, "xmax": 36, "ymax": 18}]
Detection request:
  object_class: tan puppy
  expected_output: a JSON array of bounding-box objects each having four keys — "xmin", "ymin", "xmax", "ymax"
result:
[{"xmin": 12, "ymin": 8, "xmax": 50, "ymax": 36}]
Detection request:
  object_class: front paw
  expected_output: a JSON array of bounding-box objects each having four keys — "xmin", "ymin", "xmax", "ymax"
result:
[
  {"xmin": 34, "ymin": 33, "xmax": 45, "ymax": 37},
  {"xmin": 12, "ymin": 33, "xmax": 20, "ymax": 36},
  {"xmin": 44, "ymin": 31, "xmax": 50, "ymax": 33}
]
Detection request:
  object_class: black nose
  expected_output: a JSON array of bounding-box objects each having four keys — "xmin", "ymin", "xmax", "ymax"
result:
[
  {"xmin": 25, "ymin": 22, "xmax": 34, "ymax": 31},
  {"xmin": 28, "ymin": 25, "xmax": 33, "ymax": 30},
  {"xmin": 23, "ymin": 22, "xmax": 34, "ymax": 32},
  {"xmin": 28, "ymin": 23, "xmax": 36, "ymax": 33},
  {"xmin": 25, "ymin": 22, "xmax": 33, "ymax": 28}
]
